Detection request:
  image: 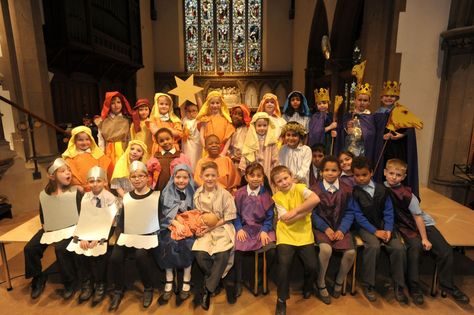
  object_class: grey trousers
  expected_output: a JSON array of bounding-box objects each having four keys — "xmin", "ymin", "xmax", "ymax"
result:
[
  {"xmin": 358, "ymin": 228, "xmax": 406, "ymax": 287},
  {"xmin": 195, "ymin": 249, "xmax": 231, "ymax": 293}
]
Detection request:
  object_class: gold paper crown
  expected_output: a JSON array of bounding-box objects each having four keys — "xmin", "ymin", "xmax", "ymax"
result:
[
  {"xmin": 314, "ymin": 88, "xmax": 330, "ymax": 103},
  {"xmin": 356, "ymin": 83, "xmax": 372, "ymax": 97},
  {"xmin": 382, "ymin": 81, "xmax": 401, "ymax": 96}
]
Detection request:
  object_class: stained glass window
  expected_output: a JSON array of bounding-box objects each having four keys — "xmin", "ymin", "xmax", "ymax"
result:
[{"xmin": 184, "ymin": 0, "xmax": 262, "ymax": 73}]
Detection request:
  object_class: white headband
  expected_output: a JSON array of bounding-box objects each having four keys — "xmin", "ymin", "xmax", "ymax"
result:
[
  {"xmin": 87, "ymin": 166, "xmax": 107, "ymax": 180},
  {"xmin": 48, "ymin": 158, "xmax": 67, "ymax": 175}
]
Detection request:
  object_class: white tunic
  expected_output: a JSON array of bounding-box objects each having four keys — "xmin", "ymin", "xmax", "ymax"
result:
[
  {"xmin": 182, "ymin": 117, "xmax": 202, "ymax": 170},
  {"xmin": 278, "ymin": 144, "xmax": 312, "ymax": 185}
]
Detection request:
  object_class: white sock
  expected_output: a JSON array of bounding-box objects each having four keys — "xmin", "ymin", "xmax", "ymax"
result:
[
  {"xmin": 182, "ymin": 266, "xmax": 192, "ymax": 291},
  {"xmin": 165, "ymin": 269, "xmax": 173, "ymax": 291}
]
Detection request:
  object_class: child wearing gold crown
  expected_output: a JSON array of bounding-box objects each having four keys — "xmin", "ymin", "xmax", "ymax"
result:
[
  {"xmin": 374, "ymin": 81, "xmax": 420, "ymax": 197},
  {"xmin": 336, "ymin": 83, "xmax": 376, "ymax": 162},
  {"xmin": 308, "ymin": 88, "xmax": 338, "ymax": 153}
]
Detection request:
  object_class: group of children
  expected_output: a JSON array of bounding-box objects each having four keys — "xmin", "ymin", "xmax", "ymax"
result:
[{"xmin": 24, "ymin": 85, "xmax": 470, "ymax": 314}]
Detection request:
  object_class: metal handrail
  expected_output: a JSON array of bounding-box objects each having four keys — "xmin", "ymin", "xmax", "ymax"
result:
[
  {"xmin": 0, "ymin": 95, "xmax": 70, "ymax": 135},
  {"xmin": 0, "ymin": 95, "xmax": 70, "ymax": 179}
]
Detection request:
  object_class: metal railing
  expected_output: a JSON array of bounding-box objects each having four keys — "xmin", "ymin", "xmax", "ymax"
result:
[{"xmin": 0, "ymin": 95, "xmax": 70, "ymax": 179}]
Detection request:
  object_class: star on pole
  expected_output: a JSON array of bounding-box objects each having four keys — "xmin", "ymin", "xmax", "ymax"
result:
[{"xmin": 168, "ymin": 74, "xmax": 203, "ymax": 107}]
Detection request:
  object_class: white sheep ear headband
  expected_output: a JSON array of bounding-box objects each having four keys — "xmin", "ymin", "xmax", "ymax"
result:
[
  {"xmin": 87, "ymin": 166, "xmax": 107, "ymax": 181},
  {"xmin": 129, "ymin": 160, "xmax": 147, "ymax": 174},
  {"xmin": 48, "ymin": 158, "xmax": 67, "ymax": 175}
]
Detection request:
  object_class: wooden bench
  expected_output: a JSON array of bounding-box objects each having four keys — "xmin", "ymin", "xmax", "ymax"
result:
[{"xmin": 0, "ymin": 216, "xmax": 41, "ymax": 290}]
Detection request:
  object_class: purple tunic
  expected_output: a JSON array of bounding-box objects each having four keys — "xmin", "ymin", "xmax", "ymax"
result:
[
  {"xmin": 234, "ymin": 187, "xmax": 275, "ymax": 251},
  {"xmin": 339, "ymin": 174, "xmax": 355, "ymax": 188},
  {"xmin": 311, "ymin": 182, "xmax": 354, "ymax": 250},
  {"xmin": 336, "ymin": 112, "xmax": 376, "ymax": 162},
  {"xmin": 308, "ymin": 112, "xmax": 333, "ymax": 146}
]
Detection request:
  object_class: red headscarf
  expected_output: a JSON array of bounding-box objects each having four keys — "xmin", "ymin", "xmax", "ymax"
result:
[
  {"xmin": 101, "ymin": 91, "xmax": 139, "ymax": 132},
  {"xmin": 231, "ymin": 104, "xmax": 252, "ymax": 127},
  {"xmin": 131, "ymin": 98, "xmax": 151, "ymax": 133}
]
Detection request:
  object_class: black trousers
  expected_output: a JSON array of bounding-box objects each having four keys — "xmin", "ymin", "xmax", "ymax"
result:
[
  {"xmin": 24, "ymin": 229, "xmax": 77, "ymax": 285},
  {"xmin": 194, "ymin": 249, "xmax": 231, "ymax": 293},
  {"xmin": 358, "ymin": 228, "xmax": 406, "ymax": 287},
  {"xmin": 276, "ymin": 244, "xmax": 317, "ymax": 300},
  {"xmin": 404, "ymin": 225, "xmax": 454, "ymax": 291},
  {"xmin": 108, "ymin": 244, "xmax": 155, "ymax": 291},
  {"xmin": 78, "ymin": 254, "xmax": 108, "ymax": 284}
]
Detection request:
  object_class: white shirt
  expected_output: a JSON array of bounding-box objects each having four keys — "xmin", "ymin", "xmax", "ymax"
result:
[
  {"xmin": 246, "ymin": 185, "xmax": 260, "ymax": 196},
  {"xmin": 82, "ymin": 190, "xmax": 116, "ymax": 208},
  {"xmin": 323, "ymin": 179, "xmax": 340, "ymax": 193},
  {"xmin": 160, "ymin": 147, "xmax": 177, "ymax": 155},
  {"xmin": 278, "ymin": 144, "xmax": 312, "ymax": 185}
]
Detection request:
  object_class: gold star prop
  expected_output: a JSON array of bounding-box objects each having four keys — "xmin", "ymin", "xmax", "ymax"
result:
[{"xmin": 168, "ymin": 74, "xmax": 203, "ymax": 106}]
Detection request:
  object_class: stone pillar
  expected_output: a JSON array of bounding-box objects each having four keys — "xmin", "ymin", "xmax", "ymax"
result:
[
  {"xmin": 5, "ymin": 0, "xmax": 57, "ymax": 158},
  {"xmin": 136, "ymin": 0, "xmax": 156, "ymax": 102}
]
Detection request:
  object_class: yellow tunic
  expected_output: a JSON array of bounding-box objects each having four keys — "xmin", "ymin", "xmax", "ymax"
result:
[{"xmin": 273, "ymin": 183, "xmax": 314, "ymax": 246}]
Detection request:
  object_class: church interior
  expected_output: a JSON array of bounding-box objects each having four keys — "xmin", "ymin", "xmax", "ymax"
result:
[{"xmin": 0, "ymin": 0, "xmax": 473, "ymax": 314}]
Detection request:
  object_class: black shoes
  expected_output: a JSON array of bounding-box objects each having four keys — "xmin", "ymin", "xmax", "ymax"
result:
[
  {"xmin": 441, "ymin": 285, "xmax": 470, "ymax": 304},
  {"xmin": 78, "ymin": 280, "xmax": 93, "ymax": 303},
  {"xmin": 332, "ymin": 282, "xmax": 343, "ymax": 299},
  {"xmin": 394, "ymin": 285, "xmax": 409, "ymax": 304},
  {"xmin": 201, "ymin": 287, "xmax": 211, "ymax": 310},
  {"xmin": 30, "ymin": 274, "xmax": 46, "ymax": 299},
  {"xmin": 178, "ymin": 281, "xmax": 192, "ymax": 301},
  {"xmin": 363, "ymin": 286, "xmax": 377, "ymax": 302},
  {"xmin": 109, "ymin": 290, "xmax": 123, "ymax": 311},
  {"xmin": 143, "ymin": 287, "xmax": 154, "ymax": 308},
  {"xmin": 410, "ymin": 290, "xmax": 424, "ymax": 305},
  {"xmin": 316, "ymin": 287, "xmax": 331, "ymax": 305},
  {"xmin": 303, "ymin": 289, "xmax": 312, "ymax": 299},
  {"xmin": 91, "ymin": 282, "xmax": 106, "ymax": 305},
  {"xmin": 158, "ymin": 289, "xmax": 173, "ymax": 305},
  {"xmin": 62, "ymin": 282, "xmax": 76, "ymax": 300},
  {"xmin": 235, "ymin": 282, "xmax": 243, "ymax": 298},
  {"xmin": 225, "ymin": 283, "xmax": 237, "ymax": 304},
  {"xmin": 275, "ymin": 299, "xmax": 286, "ymax": 315}
]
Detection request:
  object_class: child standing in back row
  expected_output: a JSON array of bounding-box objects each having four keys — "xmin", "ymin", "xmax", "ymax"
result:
[
  {"xmin": 96, "ymin": 91, "xmax": 134, "ymax": 167},
  {"xmin": 228, "ymin": 104, "xmax": 251, "ymax": 168},
  {"xmin": 196, "ymin": 91, "xmax": 235, "ymax": 156},
  {"xmin": 181, "ymin": 102, "xmax": 202, "ymax": 169},
  {"xmin": 240, "ymin": 112, "xmax": 279, "ymax": 180},
  {"xmin": 278, "ymin": 122, "xmax": 312, "ymax": 185},
  {"xmin": 282, "ymin": 91, "xmax": 311, "ymax": 129},
  {"xmin": 130, "ymin": 98, "xmax": 153, "ymax": 160}
]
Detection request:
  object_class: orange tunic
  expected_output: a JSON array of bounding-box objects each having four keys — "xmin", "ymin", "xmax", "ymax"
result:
[
  {"xmin": 65, "ymin": 153, "xmax": 112, "ymax": 190},
  {"xmin": 201, "ymin": 115, "xmax": 235, "ymax": 144},
  {"xmin": 194, "ymin": 155, "xmax": 241, "ymax": 191}
]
